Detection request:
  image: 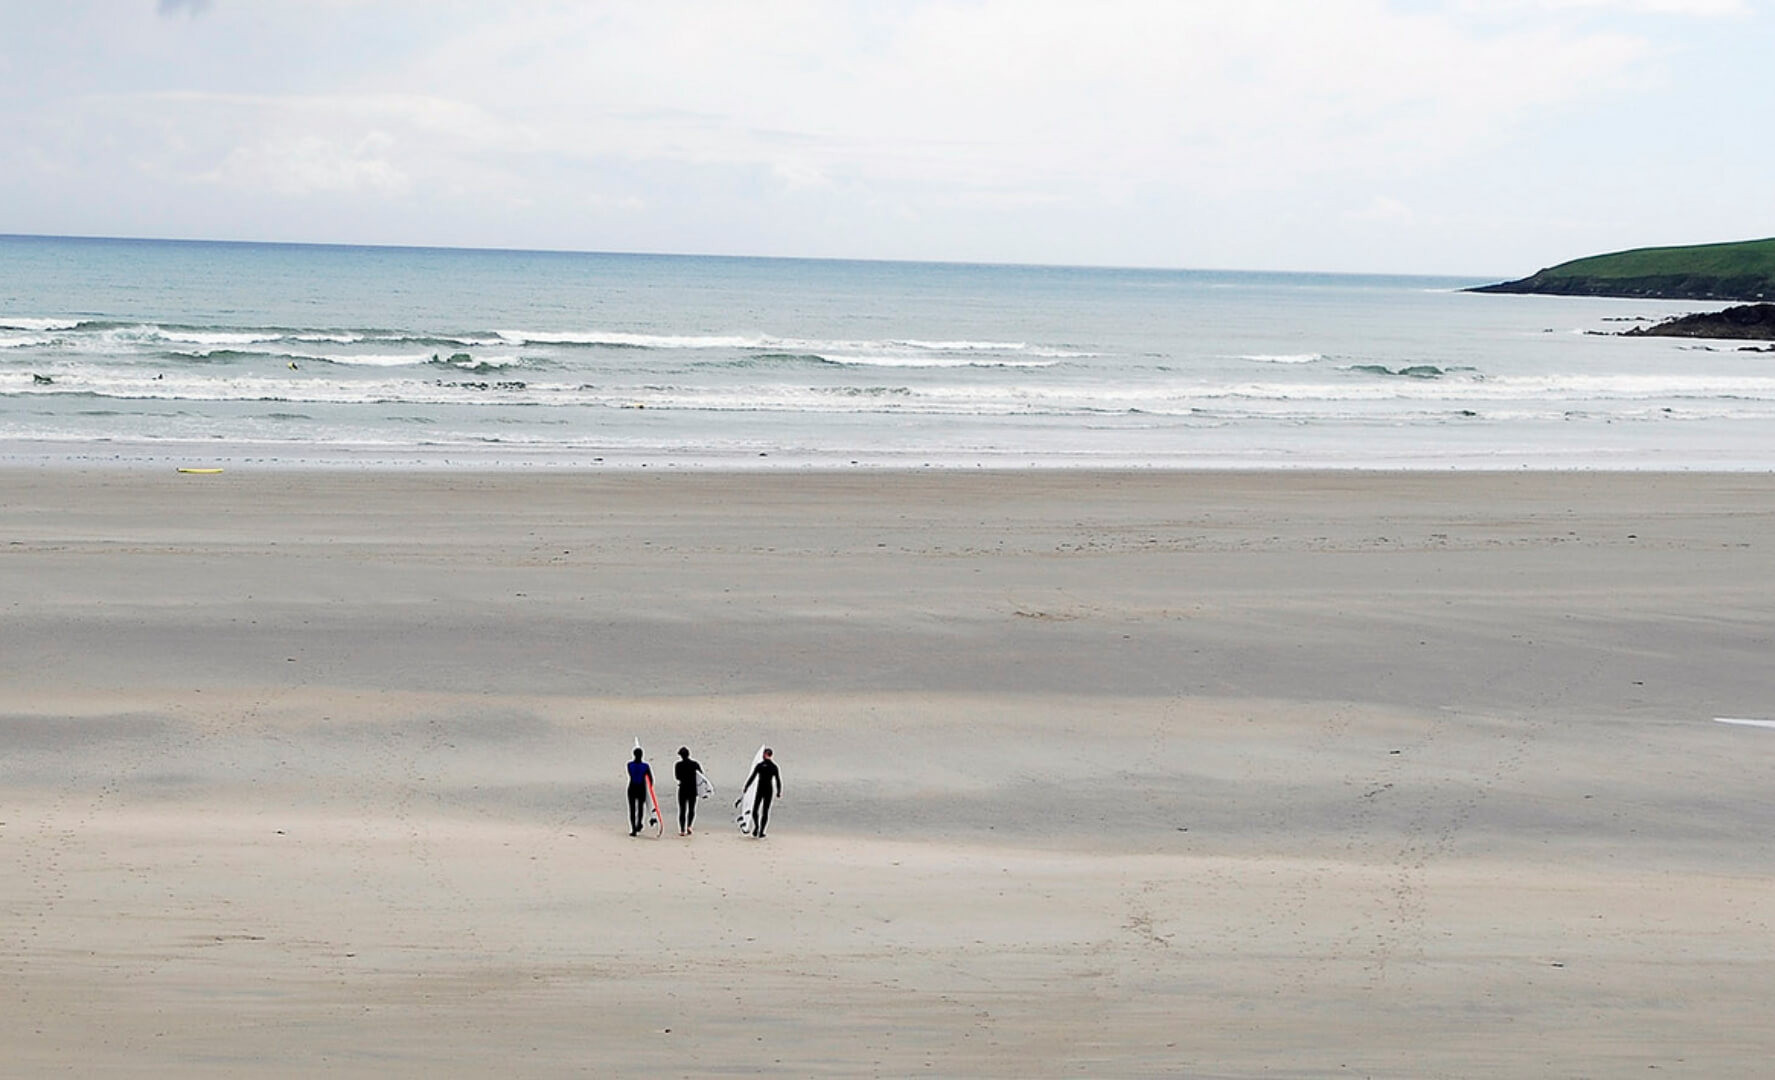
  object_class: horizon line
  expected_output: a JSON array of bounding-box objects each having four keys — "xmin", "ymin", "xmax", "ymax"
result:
[{"xmin": 0, "ymin": 231, "xmax": 1499, "ymax": 283}]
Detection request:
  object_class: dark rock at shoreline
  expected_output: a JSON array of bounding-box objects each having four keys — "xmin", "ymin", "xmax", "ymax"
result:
[{"xmin": 1622, "ymin": 304, "xmax": 1775, "ymax": 341}]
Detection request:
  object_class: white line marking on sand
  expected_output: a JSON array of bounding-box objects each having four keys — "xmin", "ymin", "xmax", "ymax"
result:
[{"xmin": 1714, "ymin": 718, "xmax": 1775, "ymax": 729}]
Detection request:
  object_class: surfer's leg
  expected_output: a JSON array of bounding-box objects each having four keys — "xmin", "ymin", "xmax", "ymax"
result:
[
  {"xmin": 754, "ymin": 791, "xmax": 772, "ymax": 836},
  {"xmin": 628, "ymin": 785, "xmax": 645, "ymax": 834}
]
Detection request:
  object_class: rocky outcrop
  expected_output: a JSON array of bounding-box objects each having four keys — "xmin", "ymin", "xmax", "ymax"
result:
[{"xmin": 1622, "ymin": 303, "xmax": 1775, "ymax": 341}]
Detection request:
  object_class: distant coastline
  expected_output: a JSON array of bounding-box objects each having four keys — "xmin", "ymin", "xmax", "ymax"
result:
[{"xmin": 1471, "ymin": 237, "xmax": 1775, "ymax": 301}]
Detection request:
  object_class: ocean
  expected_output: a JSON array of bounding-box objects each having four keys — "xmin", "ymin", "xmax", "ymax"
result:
[{"xmin": 3, "ymin": 233, "xmax": 1770, "ymax": 469}]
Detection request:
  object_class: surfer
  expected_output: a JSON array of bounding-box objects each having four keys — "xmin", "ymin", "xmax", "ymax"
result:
[
  {"xmin": 674, "ymin": 746, "xmax": 703, "ymax": 835},
  {"xmin": 746, "ymin": 748, "xmax": 782, "ymax": 837},
  {"xmin": 626, "ymin": 747, "xmax": 652, "ymax": 836}
]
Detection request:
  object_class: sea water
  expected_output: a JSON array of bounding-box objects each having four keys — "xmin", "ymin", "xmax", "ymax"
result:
[{"xmin": 3, "ymin": 233, "xmax": 1772, "ymax": 469}]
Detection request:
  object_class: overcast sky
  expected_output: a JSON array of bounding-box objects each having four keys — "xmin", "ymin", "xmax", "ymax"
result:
[{"xmin": 2, "ymin": 0, "xmax": 1769, "ymax": 274}]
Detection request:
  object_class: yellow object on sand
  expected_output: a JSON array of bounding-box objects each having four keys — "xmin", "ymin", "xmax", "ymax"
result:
[{"xmin": 175, "ymin": 467, "xmax": 225, "ymax": 474}]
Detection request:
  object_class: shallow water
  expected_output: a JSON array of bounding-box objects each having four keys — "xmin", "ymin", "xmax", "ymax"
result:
[{"xmin": 3, "ymin": 234, "xmax": 1766, "ymax": 467}]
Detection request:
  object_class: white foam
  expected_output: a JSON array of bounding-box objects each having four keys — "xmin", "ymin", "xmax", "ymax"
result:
[
  {"xmin": 21, "ymin": 360, "xmax": 1775, "ymax": 427},
  {"xmin": 494, "ymin": 330, "xmax": 1056, "ymax": 356},
  {"xmin": 73, "ymin": 324, "xmax": 257, "ymax": 351},
  {"xmin": 895, "ymin": 338, "xmax": 1029, "ymax": 351},
  {"xmin": 1284, "ymin": 373, "xmax": 1775, "ymax": 403},
  {"xmin": 1714, "ymin": 718, "xmax": 1775, "ymax": 729},
  {"xmin": 155, "ymin": 328, "xmax": 285, "ymax": 346},
  {"xmin": 0, "ymin": 317, "xmax": 80, "ymax": 331},
  {"xmin": 294, "ymin": 332, "xmax": 367, "ymax": 344},
  {"xmin": 314, "ymin": 352, "xmax": 442, "ymax": 367},
  {"xmin": 1240, "ymin": 353, "xmax": 1322, "ymax": 364},
  {"xmin": 1479, "ymin": 374, "xmax": 1775, "ymax": 399},
  {"xmin": 816, "ymin": 352, "xmax": 1059, "ymax": 369},
  {"xmin": 499, "ymin": 329, "xmax": 766, "ymax": 349},
  {"xmin": 26, "ymin": 321, "xmax": 1085, "ymax": 369}
]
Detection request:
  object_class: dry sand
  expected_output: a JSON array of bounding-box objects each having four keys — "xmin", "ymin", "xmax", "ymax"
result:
[{"xmin": 4, "ymin": 468, "xmax": 1775, "ymax": 1077}]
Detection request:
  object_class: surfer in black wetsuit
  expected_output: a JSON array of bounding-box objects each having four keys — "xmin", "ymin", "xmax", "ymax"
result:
[
  {"xmin": 747, "ymin": 748, "xmax": 781, "ymax": 837},
  {"xmin": 626, "ymin": 747, "xmax": 652, "ymax": 836},
  {"xmin": 674, "ymin": 746, "xmax": 702, "ymax": 835}
]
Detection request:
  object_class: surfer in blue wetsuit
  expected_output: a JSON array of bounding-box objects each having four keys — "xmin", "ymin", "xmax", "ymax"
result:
[
  {"xmin": 673, "ymin": 746, "xmax": 702, "ymax": 836},
  {"xmin": 747, "ymin": 748, "xmax": 781, "ymax": 837},
  {"xmin": 627, "ymin": 748, "xmax": 652, "ymax": 836}
]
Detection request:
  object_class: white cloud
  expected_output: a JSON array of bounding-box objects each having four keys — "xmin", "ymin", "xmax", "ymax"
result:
[
  {"xmin": 1475, "ymin": 0, "xmax": 1747, "ymax": 14},
  {"xmin": 381, "ymin": 0, "xmax": 1654, "ymax": 200},
  {"xmin": 202, "ymin": 133, "xmax": 409, "ymax": 196},
  {"xmin": 2, "ymin": 0, "xmax": 1768, "ymax": 269},
  {"xmin": 45, "ymin": 90, "xmax": 535, "ymax": 200},
  {"xmin": 1346, "ymin": 196, "xmax": 1420, "ymax": 226}
]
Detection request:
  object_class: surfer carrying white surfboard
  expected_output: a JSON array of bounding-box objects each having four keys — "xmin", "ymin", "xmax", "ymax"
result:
[
  {"xmin": 745, "ymin": 749, "xmax": 782, "ymax": 838},
  {"xmin": 673, "ymin": 746, "xmax": 705, "ymax": 835},
  {"xmin": 626, "ymin": 747, "xmax": 653, "ymax": 837}
]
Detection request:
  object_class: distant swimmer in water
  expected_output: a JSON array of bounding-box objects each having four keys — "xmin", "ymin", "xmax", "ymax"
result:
[
  {"xmin": 747, "ymin": 748, "xmax": 781, "ymax": 838},
  {"xmin": 288, "ymin": 361, "xmax": 299, "ymax": 370},
  {"xmin": 626, "ymin": 747, "xmax": 652, "ymax": 836}
]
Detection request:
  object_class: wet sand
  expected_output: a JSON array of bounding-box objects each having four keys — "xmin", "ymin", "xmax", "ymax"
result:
[{"xmin": 4, "ymin": 468, "xmax": 1774, "ymax": 1077}]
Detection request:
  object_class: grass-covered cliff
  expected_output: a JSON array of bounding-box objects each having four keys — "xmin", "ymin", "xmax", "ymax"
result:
[{"xmin": 1471, "ymin": 237, "xmax": 1775, "ymax": 301}]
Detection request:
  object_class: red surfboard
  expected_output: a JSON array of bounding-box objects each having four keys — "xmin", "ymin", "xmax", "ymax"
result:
[{"xmin": 644, "ymin": 774, "xmax": 664, "ymax": 838}]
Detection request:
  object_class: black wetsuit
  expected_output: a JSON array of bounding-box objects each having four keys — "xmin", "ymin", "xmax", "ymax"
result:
[
  {"xmin": 747, "ymin": 758, "xmax": 781, "ymax": 836},
  {"xmin": 674, "ymin": 757, "xmax": 702, "ymax": 832},
  {"xmin": 626, "ymin": 759, "xmax": 651, "ymax": 834}
]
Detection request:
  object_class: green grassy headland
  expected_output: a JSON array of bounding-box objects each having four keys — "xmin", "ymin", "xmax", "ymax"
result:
[{"xmin": 1471, "ymin": 237, "xmax": 1775, "ymax": 301}]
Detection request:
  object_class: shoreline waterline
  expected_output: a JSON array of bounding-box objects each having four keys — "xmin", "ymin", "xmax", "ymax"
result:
[{"xmin": 5, "ymin": 437, "xmax": 1773, "ymax": 472}]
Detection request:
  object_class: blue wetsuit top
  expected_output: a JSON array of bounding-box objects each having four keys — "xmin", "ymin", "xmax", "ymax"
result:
[{"xmin": 627, "ymin": 760, "xmax": 651, "ymax": 786}]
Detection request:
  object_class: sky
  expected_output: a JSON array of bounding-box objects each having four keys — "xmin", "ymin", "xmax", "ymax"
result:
[{"xmin": 1, "ymin": 0, "xmax": 1770, "ymax": 275}]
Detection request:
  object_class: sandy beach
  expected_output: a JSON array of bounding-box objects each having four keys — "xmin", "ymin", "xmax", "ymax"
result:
[{"xmin": 4, "ymin": 467, "xmax": 1774, "ymax": 1078}]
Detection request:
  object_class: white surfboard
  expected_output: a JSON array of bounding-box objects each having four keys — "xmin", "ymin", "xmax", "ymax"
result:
[
  {"xmin": 735, "ymin": 744, "xmax": 766, "ymax": 834},
  {"xmin": 696, "ymin": 769, "xmax": 715, "ymax": 800}
]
